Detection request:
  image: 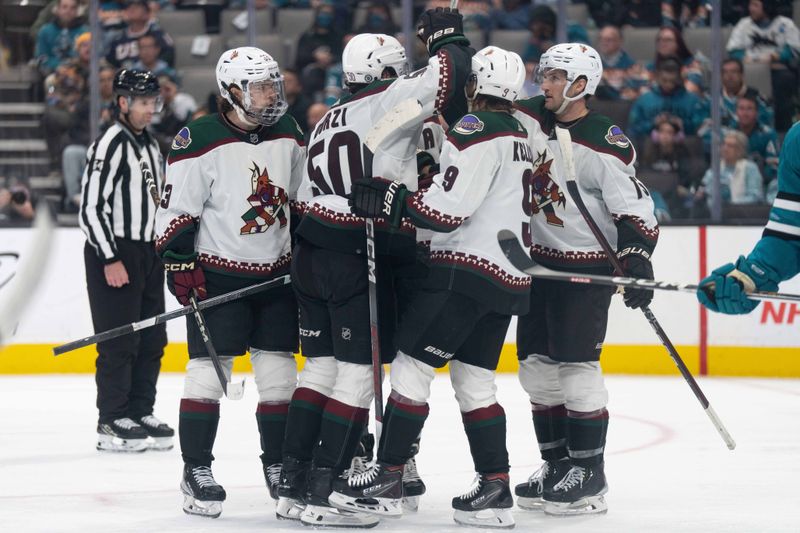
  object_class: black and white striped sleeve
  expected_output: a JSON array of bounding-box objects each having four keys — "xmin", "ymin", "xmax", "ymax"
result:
[{"xmin": 79, "ymin": 130, "xmax": 124, "ymax": 263}]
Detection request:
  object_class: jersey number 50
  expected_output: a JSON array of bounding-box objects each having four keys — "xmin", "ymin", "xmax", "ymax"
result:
[{"xmin": 307, "ymin": 131, "xmax": 367, "ymax": 196}]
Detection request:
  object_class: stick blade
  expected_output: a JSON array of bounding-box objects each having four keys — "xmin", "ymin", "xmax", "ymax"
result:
[
  {"xmin": 497, "ymin": 230, "xmax": 537, "ymax": 274},
  {"xmin": 226, "ymin": 378, "xmax": 246, "ymax": 401},
  {"xmin": 364, "ymin": 99, "xmax": 423, "ymax": 152}
]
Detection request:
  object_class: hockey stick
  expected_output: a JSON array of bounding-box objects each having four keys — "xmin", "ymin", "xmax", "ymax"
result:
[
  {"xmin": 0, "ymin": 252, "xmax": 20, "ymax": 292},
  {"xmin": 497, "ymin": 231, "xmax": 800, "ymax": 303},
  {"xmin": 363, "ymin": 98, "xmax": 425, "ymax": 441},
  {"xmin": 0, "ymin": 207, "xmax": 54, "ymax": 346},
  {"xmin": 554, "ymin": 126, "xmax": 736, "ymax": 451},
  {"xmin": 53, "ymin": 274, "xmax": 291, "ymax": 355},
  {"xmin": 189, "ymin": 292, "xmax": 245, "ymax": 400}
]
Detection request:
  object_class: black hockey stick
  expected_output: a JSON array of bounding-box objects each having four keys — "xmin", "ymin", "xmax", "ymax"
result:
[
  {"xmin": 189, "ymin": 292, "xmax": 245, "ymax": 400},
  {"xmin": 497, "ymin": 232, "xmax": 800, "ymax": 303},
  {"xmin": 53, "ymin": 275, "xmax": 291, "ymax": 355},
  {"xmin": 554, "ymin": 126, "xmax": 735, "ymax": 451}
]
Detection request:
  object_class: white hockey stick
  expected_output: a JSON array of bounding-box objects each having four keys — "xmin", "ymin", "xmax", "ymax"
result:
[
  {"xmin": 0, "ymin": 206, "xmax": 54, "ymax": 346},
  {"xmin": 554, "ymin": 126, "xmax": 735, "ymax": 451}
]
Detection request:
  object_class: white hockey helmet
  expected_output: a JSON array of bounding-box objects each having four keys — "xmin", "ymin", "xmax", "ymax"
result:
[
  {"xmin": 536, "ymin": 43, "xmax": 603, "ymax": 112},
  {"xmin": 216, "ymin": 46, "xmax": 288, "ymax": 126},
  {"xmin": 342, "ymin": 33, "xmax": 408, "ymax": 85},
  {"xmin": 470, "ymin": 46, "xmax": 526, "ymax": 103}
]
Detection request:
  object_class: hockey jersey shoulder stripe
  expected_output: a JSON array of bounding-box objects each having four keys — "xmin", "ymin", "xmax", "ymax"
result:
[
  {"xmin": 434, "ymin": 48, "xmax": 454, "ymax": 112},
  {"xmin": 167, "ymin": 136, "xmax": 239, "ymax": 164},
  {"xmin": 446, "ymin": 111, "xmax": 528, "ymax": 151},
  {"xmin": 513, "ymin": 96, "xmax": 547, "ymax": 125},
  {"xmin": 340, "ymin": 79, "xmax": 394, "ymax": 105},
  {"xmin": 571, "ymin": 114, "xmax": 635, "ymax": 166},
  {"xmin": 447, "ymin": 129, "xmax": 527, "ymax": 151},
  {"xmin": 266, "ymin": 114, "xmax": 305, "ymax": 146},
  {"xmin": 167, "ymin": 114, "xmax": 239, "ymax": 164}
]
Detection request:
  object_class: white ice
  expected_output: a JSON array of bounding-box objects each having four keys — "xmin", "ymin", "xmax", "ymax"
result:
[{"xmin": 2, "ymin": 374, "xmax": 798, "ymax": 532}]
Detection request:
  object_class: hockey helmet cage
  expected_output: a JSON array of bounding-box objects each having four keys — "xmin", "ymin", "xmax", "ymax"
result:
[
  {"xmin": 470, "ymin": 46, "xmax": 525, "ymax": 103},
  {"xmin": 342, "ymin": 33, "xmax": 408, "ymax": 85},
  {"xmin": 536, "ymin": 43, "xmax": 603, "ymax": 103},
  {"xmin": 216, "ymin": 47, "xmax": 288, "ymax": 126}
]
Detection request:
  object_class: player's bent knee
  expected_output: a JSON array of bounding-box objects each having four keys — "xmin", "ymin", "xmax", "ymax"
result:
[
  {"xmin": 330, "ymin": 361, "xmax": 373, "ymax": 408},
  {"xmin": 450, "ymin": 360, "xmax": 497, "ymax": 411},
  {"xmin": 183, "ymin": 357, "xmax": 234, "ymax": 400},
  {"xmin": 390, "ymin": 351, "xmax": 435, "ymax": 404},
  {"xmin": 518, "ymin": 354, "xmax": 565, "ymax": 406},
  {"xmin": 297, "ymin": 356, "xmax": 337, "ymax": 397},
  {"xmin": 558, "ymin": 362, "xmax": 608, "ymax": 412},
  {"xmin": 251, "ymin": 349, "xmax": 297, "ymax": 402}
]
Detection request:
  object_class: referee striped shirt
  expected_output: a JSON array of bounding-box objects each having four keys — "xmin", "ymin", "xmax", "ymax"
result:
[{"xmin": 79, "ymin": 121, "xmax": 164, "ymax": 263}]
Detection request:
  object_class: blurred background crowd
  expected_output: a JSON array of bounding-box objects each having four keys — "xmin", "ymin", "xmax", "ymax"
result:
[{"xmin": 0, "ymin": 0, "xmax": 797, "ymax": 225}]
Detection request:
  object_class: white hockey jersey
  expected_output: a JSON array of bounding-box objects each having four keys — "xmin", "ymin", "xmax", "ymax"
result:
[
  {"xmin": 727, "ymin": 15, "xmax": 800, "ymax": 63},
  {"xmin": 417, "ymin": 114, "xmax": 447, "ymax": 164},
  {"xmin": 405, "ymin": 111, "xmax": 533, "ymax": 315},
  {"xmin": 297, "ymin": 47, "xmax": 466, "ymax": 255},
  {"xmin": 513, "ymin": 96, "xmax": 659, "ymax": 273},
  {"xmin": 155, "ymin": 112, "xmax": 305, "ymax": 283}
]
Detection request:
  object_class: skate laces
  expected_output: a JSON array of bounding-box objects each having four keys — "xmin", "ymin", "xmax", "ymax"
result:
[
  {"xmin": 553, "ymin": 465, "xmax": 585, "ymax": 492},
  {"xmin": 140, "ymin": 415, "xmax": 164, "ymax": 428},
  {"xmin": 527, "ymin": 462, "xmax": 550, "ymax": 489},
  {"xmin": 266, "ymin": 464, "xmax": 282, "ymax": 486},
  {"xmin": 458, "ymin": 475, "xmax": 483, "ymax": 500},
  {"xmin": 348, "ymin": 462, "xmax": 381, "ymax": 488},
  {"xmin": 114, "ymin": 418, "xmax": 140, "ymax": 430},
  {"xmin": 403, "ymin": 457, "xmax": 420, "ymax": 482},
  {"xmin": 192, "ymin": 466, "xmax": 218, "ymax": 488}
]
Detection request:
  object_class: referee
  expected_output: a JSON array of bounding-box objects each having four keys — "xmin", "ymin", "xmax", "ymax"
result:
[{"xmin": 79, "ymin": 69, "xmax": 174, "ymax": 453}]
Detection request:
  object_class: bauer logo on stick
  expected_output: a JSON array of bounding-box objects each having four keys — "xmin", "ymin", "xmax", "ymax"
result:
[
  {"xmin": 453, "ymin": 114, "xmax": 485, "ymax": 135},
  {"xmin": 171, "ymin": 127, "xmax": 192, "ymax": 150},
  {"xmin": 604, "ymin": 125, "xmax": 630, "ymax": 148}
]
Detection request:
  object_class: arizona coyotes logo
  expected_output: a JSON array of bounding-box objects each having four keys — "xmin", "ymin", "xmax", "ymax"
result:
[
  {"xmin": 377, "ymin": 36, "xmax": 385, "ymax": 46},
  {"xmin": 230, "ymin": 50, "xmax": 239, "ymax": 60},
  {"xmin": 240, "ymin": 162, "xmax": 288, "ymax": 235},
  {"xmin": 527, "ymin": 151, "xmax": 566, "ymax": 228}
]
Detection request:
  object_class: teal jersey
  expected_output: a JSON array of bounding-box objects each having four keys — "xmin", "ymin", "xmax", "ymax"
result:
[{"xmin": 748, "ymin": 121, "xmax": 800, "ymax": 285}]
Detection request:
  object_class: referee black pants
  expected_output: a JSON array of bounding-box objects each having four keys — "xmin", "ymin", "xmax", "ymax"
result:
[{"xmin": 84, "ymin": 239, "xmax": 167, "ymax": 424}]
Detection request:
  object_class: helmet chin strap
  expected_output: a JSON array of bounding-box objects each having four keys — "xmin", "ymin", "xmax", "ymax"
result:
[
  {"xmin": 234, "ymin": 104, "xmax": 259, "ymax": 127},
  {"xmin": 555, "ymin": 79, "xmax": 586, "ymax": 116}
]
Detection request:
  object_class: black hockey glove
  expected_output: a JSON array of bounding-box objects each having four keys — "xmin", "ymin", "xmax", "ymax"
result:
[
  {"xmin": 416, "ymin": 7, "xmax": 468, "ymax": 55},
  {"xmin": 617, "ymin": 246, "xmax": 654, "ymax": 309},
  {"xmin": 349, "ymin": 177, "xmax": 409, "ymax": 227}
]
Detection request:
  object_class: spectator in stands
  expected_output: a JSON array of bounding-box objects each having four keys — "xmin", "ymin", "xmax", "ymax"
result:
[
  {"xmin": 282, "ymin": 68, "xmax": 311, "ymax": 133},
  {"xmin": 295, "ymin": 1, "xmax": 344, "ymax": 73},
  {"xmin": 732, "ymin": 94, "xmax": 780, "ymax": 185},
  {"xmin": 522, "ymin": 5, "xmax": 556, "ymax": 64},
  {"xmin": 151, "ymin": 72, "xmax": 197, "ymax": 155},
  {"xmin": 106, "ymin": 0, "xmax": 175, "ymax": 69},
  {"xmin": 646, "ymin": 26, "xmax": 705, "ymax": 94},
  {"xmin": 35, "ymin": 0, "xmax": 88, "ymax": 76},
  {"xmin": 727, "ymin": 0, "xmax": 800, "ymax": 131},
  {"xmin": 426, "ymin": 0, "xmax": 492, "ymax": 32},
  {"xmin": 355, "ymin": 0, "xmax": 398, "ymax": 35},
  {"xmin": 306, "ymin": 102, "xmax": 329, "ymax": 139},
  {"xmin": 629, "ymin": 56, "xmax": 707, "ymax": 140},
  {"xmin": 585, "ymin": 0, "xmax": 662, "ymax": 28},
  {"xmin": 662, "ymin": 0, "xmax": 710, "ymax": 28},
  {"xmin": 42, "ymin": 62, "xmax": 85, "ymax": 173},
  {"xmin": 595, "ymin": 25, "xmax": 640, "ymax": 100},
  {"xmin": 490, "ymin": 0, "xmax": 531, "ymax": 30},
  {"xmin": 698, "ymin": 130, "xmax": 764, "ymax": 207},
  {"xmin": 30, "ymin": 0, "xmax": 88, "ymax": 41},
  {"xmin": 131, "ymin": 34, "xmax": 174, "ymax": 78},
  {"xmin": 720, "ymin": 57, "xmax": 773, "ymax": 127},
  {"xmin": 0, "ymin": 184, "xmax": 36, "ymax": 224}
]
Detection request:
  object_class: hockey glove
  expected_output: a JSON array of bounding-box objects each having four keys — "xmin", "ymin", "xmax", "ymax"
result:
[
  {"xmin": 349, "ymin": 177, "xmax": 409, "ymax": 227},
  {"xmin": 696, "ymin": 255, "xmax": 779, "ymax": 315},
  {"xmin": 618, "ymin": 246, "xmax": 654, "ymax": 309},
  {"xmin": 163, "ymin": 250, "xmax": 207, "ymax": 306},
  {"xmin": 418, "ymin": 163, "xmax": 439, "ymax": 191},
  {"xmin": 416, "ymin": 7, "xmax": 468, "ymax": 55}
]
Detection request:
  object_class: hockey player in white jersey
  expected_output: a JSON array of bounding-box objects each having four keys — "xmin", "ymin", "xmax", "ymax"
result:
[
  {"xmin": 279, "ymin": 8, "xmax": 475, "ymax": 528},
  {"xmin": 154, "ymin": 47, "xmax": 305, "ymax": 518},
  {"xmin": 511, "ymin": 43, "xmax": 659, "ymax": 516},
  {"xmin": 329, "ymin": 46, "xmax": 530, "ymax": 530}
]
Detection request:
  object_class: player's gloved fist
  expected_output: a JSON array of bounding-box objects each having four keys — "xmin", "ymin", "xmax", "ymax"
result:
[
  {"xmin": 696, "ymin": 255, "xmax": 778, "ymax": 315},
  {"xmin": 163, "ymin": 250, "xmax": 207, "ymax": 306},
  {"xmin": 349, "ymin": 177, "xmax": 409, "ymax": 227},
  {"xmin": 617, "ymin": 246, "xmax": 654, "ymax": 309},
  {"xmin": 418, "ymin": 163, "xmax": 439, "ymax": 190},
  {"xmin": 416, "ymin": 7, "xmax": 466, "ymax": 54}
]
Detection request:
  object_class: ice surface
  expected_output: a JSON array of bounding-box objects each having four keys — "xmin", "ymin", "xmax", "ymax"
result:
[{"xmin": 1, "ymin": 374, "xmax": 798, "ymax": 532}]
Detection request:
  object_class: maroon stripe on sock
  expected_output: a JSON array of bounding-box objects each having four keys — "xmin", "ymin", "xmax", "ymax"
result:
[
  {"xmin": 462, "ymin": 403, "xmax": 505, "ymax": 424},
  {"xmin": 323, "ymin": 398, "xmax": 369, "ymax": 424},
  {"xmin": 532, "ymin": 403, "xmax": 567, "ymax": 417},
  {"xmin": 291, "ymin": 387, "xmax": 329, "ymax": 408},
  {"xmin": 180, "ymin": 398, "xmax": 219, "ymax": 414},
  {"xmin": 387, "ymin": 395, "xmax": 430, "ymax": 417},
  {"xmin": 567, "ymin": 407, "xmax": 609, "ymax": 420},
  {"xmin": 257, "ymin": 401, "xmax": 290, "ymax": 415}
]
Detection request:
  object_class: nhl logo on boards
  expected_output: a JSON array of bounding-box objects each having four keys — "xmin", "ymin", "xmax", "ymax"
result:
[
  {"xmin": 171, "ymin": 127, "xmax": 192, "ymax": 150},
  {"xmin": 605, "ymin": 125, "xmax": 630, "ymax": 148},
  {"xmin": 453, "ymin": 114, "xmax": 485, "ymax": 135}
]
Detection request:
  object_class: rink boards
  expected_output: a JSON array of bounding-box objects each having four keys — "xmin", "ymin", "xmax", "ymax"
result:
[{"xmin": 1, "ymin": 226, "xmax": 798, "ymax": 376}]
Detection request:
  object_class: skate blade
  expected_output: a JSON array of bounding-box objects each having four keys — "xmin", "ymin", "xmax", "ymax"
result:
[
  {"xmin": 226, "ymin": 378, "xmax": 245, "ymax": 400},
  {"xmin": 276, "ymin": 496, "xmax": 305, "ymax": 521},
  {"xmin": 299, "ymin": 504, "xmax": 380, "ymax": 528},
  {"xmin": 453, "ymin": 508, "xmax": 515, "ymax": 529},
  {"xmin": 182, "ymin": 493, "xmax": 222, "ymax": 519},
  {"xmin": 402, "ymin": 495, "xmax": 420, "ymax": 512},
  {"xmin": 543, "ymin": 495, "xmax": 608, "ymax": 516},
  {"xmin": 96, "ymin": 434, "xmax": 148, "ymax": 453},
  {"xmin": 328, "ymin": 491, "xmax": 403, "ymax": 517},
  {"xmin": 516, "ymin": 495, "xmax": 545, "ymax": 511},
  {"xmin": 147, "ymin": 436, "xmax": 174, "ymax": 451}
]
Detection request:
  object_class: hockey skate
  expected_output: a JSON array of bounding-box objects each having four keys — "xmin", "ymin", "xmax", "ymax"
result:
[
  {"xmin": 328, "ymin": 462, "xmax": 404, "ymax": 517},
  {"xmin": 514, "ymin": 458, "xmax": 570, "ymax": 510},
  {"xmin": 263, "ymin": 463, "xmax": 281, "ymax": 501},
  {"xmin": 96, "ymin": 418, "xmax": 148, "ymax": 453},
  {"xmin": 276, "ymin": 456, "xmax": 309, "ymax": 521},
  {"xmin": 137, "ymin": 415, "xmax": 174, "ymax": 451},
  {"xmin": 402, "ymin": 456, "xmax": 426, "ymax": 512},
  {"xmin": 452, "ymin": 473, "xmax": 515, "ymax": 529},
  {"xmin": 543, "ymin": 463, "xmax": 608, "ymax": 516},
  {"xmin": 300, "ymin": 466, "xmax": 380, "ymax": 528},
  {"xmin": 181, "ymin": 464, "xmax": 227, "ymax": 519}
]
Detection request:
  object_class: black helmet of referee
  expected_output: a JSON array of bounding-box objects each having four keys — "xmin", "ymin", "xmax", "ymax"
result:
[{"xmin": 113, "ymin": 68, "xmax": 161, "ymax": 98}]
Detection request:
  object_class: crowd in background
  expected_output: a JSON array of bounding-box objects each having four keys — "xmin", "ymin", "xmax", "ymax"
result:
[{"xmin": 0, "ymin": 0, "xmax": 798, "ymax": 222}]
